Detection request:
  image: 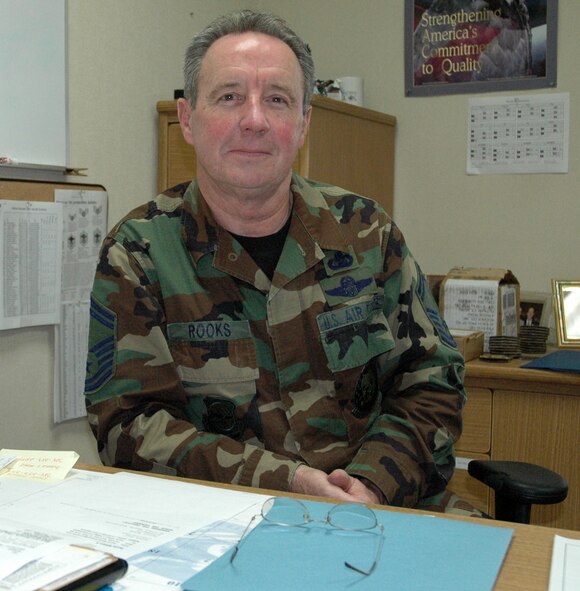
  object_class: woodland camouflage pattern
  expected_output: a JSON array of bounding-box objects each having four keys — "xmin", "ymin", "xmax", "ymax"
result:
[{"xmin": 84, "ymin": 173, "xmax": 466, "ymax": 508}]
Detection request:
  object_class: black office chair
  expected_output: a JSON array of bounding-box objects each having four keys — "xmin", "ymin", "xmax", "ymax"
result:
[{"xmin": 468, "ymin": 460, "xmax": 568, "ymax": 524}]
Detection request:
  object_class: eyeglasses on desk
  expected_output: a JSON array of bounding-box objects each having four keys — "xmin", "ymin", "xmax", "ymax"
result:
[{"xmin": 230, "ymin": 496, "xmax": 384, "ymax": 576}]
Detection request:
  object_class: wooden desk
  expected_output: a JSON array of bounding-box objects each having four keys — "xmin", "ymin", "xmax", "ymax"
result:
[
  {"xmin": 449, "ymin": 356, "xmax": 580, "ymax": 531},
  {"xmin": 81, "ymin": 463, "xmax": 580, "ymax": 591}
]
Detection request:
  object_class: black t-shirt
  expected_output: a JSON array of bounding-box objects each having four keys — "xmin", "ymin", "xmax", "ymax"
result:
[{"xmin": 231, "ymin": 215, "xmax": 291, "ymax": 281}]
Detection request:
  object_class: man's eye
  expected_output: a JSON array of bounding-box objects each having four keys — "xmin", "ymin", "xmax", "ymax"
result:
[
  {"xmin": 270, "ymin": 96, "xmax": 289, "ymax": 105},
  {"xmin": 219, "ymin": 93, "xmax": 243, "ymax": 103}
]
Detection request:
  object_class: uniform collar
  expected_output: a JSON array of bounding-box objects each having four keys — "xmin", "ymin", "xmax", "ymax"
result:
[{"xmin": 179, "ymin": 174, "xmax": 352, "ymax": 277}]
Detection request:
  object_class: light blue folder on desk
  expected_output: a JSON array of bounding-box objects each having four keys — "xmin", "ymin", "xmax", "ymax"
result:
[{"xmin": 183, "ymin": 499, "xmax": 513, "ymax": 591}]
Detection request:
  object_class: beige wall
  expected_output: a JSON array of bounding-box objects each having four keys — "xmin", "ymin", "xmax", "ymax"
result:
[
  {"xmin": 1, "ymin": 1, "xmax": 577, "ymax": 461},
  {"xmin": 267, "ymin": 1, "xmax": 579, "ymax": 292}
]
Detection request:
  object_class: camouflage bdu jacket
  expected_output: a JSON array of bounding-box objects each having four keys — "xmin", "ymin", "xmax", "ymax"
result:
[{"xmin": 84, "ymin": 173, "xmax": 465, "ymax": 507}]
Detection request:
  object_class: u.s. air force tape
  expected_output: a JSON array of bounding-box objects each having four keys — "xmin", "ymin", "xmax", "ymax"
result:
[{"xmin": 316, "ymin": 294, "xmax": 384, "ymax": 333}]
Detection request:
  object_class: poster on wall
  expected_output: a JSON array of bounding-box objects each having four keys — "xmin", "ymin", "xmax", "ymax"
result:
[{"xmin": 404, "ymin": 0, "xmax": 558, "ymax": 97}]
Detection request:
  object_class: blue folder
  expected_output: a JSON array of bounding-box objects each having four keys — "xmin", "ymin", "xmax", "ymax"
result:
[
  {"xmin": 522, "ymin": 350, "xmax": 580, "ymax": 373},
  {"xmin": 183, "ymin": 499, "xmax": 513, "ymax": 591}
]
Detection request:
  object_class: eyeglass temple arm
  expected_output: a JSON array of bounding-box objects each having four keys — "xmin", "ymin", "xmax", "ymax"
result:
[
  {"xmin": 230, "ymin": 513, "xmax": 260, "ymax": 563},
  {"xmin": 344, "ymin": 522, "xmax": 384, "ymax": 576}
]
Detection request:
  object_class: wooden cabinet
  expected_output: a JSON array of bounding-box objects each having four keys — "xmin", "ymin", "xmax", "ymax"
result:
[
  {"xmin": 450, "ymin": 356, "xmax": 580, "ymax": 530},
  {"xmin": 157, "ymin": 96, "xmax": 396, "ymax": 214},
  {"xmin": 451, "ymin": 388, "xmax": 492, "ymax": 513}
]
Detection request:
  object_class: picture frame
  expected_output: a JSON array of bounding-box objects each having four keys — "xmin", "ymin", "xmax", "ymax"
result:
[
  {"xmin": 552, "ymin": 280, "xmax": 580, "ymax": 349},
  {"xmin": 404, "ymin": 0, "xmax": 558, "ymax": 97},
  {"xmin": 519, "ymin": 291, "xmax": 552, "ymax": 329}
]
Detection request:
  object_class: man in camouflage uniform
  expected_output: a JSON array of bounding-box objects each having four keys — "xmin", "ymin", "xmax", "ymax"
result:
[{"xmin": 84, "ymin": 10, "xmax": 472, "ymax": 512}]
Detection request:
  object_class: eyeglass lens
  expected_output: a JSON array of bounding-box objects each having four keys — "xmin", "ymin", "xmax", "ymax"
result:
[
  {"xmin": 262, "ymin": 497, "xmax": 307, "ymax": 525},
  {"xmin": 262, "ymin": 497, "xmax": 377, "ymax": 531}
]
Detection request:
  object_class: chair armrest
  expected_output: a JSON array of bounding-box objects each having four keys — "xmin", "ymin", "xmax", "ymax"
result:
[{"xmin": 468, "ymin": 460, "xmax": 568, "ymax": 505}]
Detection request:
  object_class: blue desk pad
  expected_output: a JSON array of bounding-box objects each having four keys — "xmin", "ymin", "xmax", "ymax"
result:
[
  {"xmin": 522, "ymin": 350, "xmax": 580, "ymax": 373},
  {"xmin": 183, "ymin": 499, "xmax": 513, "ymax": 591}
]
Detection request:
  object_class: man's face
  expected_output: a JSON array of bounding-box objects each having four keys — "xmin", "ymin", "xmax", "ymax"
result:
[{"xmin": 178, "ymin": 32, "xmax": 311, "ymax": 197}]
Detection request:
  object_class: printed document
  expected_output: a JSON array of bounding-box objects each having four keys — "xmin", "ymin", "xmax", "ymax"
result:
[
  {"xmin": 0, "ymin": 200, "xmax": 63, "ymax": 329},
  {"xmin": 53, "ymin": 189, "xmax": 108, "ymax": 423},
  {"xmin": 548, "ymin": 535, "xmax": 580, "ymax": 591}
]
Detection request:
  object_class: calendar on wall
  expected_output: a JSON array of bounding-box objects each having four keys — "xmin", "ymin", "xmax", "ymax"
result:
[{"xmin": 467, "ymin": 93, "xmax": 569, "ymax": 175}]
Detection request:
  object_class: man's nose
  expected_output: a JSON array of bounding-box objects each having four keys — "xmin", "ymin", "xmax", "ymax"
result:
[{"xmin": 240, "ymin": 97, "xmax": 269, "ymax": 134}]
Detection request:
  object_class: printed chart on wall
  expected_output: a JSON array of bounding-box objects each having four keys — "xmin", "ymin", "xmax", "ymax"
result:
[
  {"xmin": 0, "ymin": 200, "xmax": 63, "ymax": 329},
  {"xmin": 467, "ymin": 92, "xmax": 569, "ymax": 174},
  {"xmin": 54, "ymin": 189, "xmax": 108, "ymax": 423}
]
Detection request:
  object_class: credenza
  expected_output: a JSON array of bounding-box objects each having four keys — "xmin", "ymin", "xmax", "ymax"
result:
[
  {"xmin": 450, "ymin": 355, "xmax": 580, "ymax": 530},
  {"xmin": 157, "ymin": 95, "xmax": 396, "ymax": 214}
]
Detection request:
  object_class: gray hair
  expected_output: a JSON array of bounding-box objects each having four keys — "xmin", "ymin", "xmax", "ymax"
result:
[{"xmin": 183, "ymin": 10, "xmax": 314, "ymax": 114}]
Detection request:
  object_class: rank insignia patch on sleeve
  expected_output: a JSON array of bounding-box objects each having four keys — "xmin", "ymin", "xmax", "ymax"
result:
[
  {"xmin": 84, "ymin": 296, "xmax": 117, "ymax": 396},
  {"xmin": 417, "ymin": 266, "xmax": 457, "ymax": 350}
]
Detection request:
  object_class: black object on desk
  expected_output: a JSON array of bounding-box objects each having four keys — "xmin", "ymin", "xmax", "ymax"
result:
[{"xmin": 41, "ymin": 554, "xmax": 128, "ymax": 591}]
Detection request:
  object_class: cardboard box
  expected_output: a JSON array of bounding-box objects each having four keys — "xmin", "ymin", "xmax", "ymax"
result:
[
  {"xmin": 439, "ymin": 267, "xmax": 520, "ymax": 352},
  {"xmin": 450, "ymin": 329, "xmax": 484, "ymax": 361}
]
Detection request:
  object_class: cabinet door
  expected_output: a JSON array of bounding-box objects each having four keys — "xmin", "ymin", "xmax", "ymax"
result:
[
  {"xmin": 449, "ymin": 453, "xmax": 490, "ymax": 515},
  {"xmin": 456, "ymin": 387, "xmax": 492, "ymax": 454},
  {"xmin": 306, "ymin": 100, "xmax": 395, "ymax": 214},
  {"xmin": 493, "ymin": 390, "xmax": 580, "ymax": 530},
  {"xmin": 452, "ymin": 387, "xmax": 493, "ymax": 514},
  {"xmin": 164, "ymin": 121, "xmax": 196, "ymax": 190}
]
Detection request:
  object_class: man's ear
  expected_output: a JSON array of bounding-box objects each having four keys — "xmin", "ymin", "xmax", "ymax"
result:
[{"xmin": 177, "ymin": 98, "xmax": 194, "ymax": 146}]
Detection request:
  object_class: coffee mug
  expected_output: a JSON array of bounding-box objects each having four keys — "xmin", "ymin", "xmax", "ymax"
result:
[{"xmin": 337, "ymin": 77, "xmax": 363, "ymax": 106}]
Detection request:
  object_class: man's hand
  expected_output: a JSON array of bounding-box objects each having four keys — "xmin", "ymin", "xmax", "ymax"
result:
[{"xmin": 291, "ymin": 466, "xmax": 383, "ymax": 505}]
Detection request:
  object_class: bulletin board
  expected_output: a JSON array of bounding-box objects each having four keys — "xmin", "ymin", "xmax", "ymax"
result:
[{"xmin": 0, "ymin": 177, "xmax": 108, "ymax": 423}]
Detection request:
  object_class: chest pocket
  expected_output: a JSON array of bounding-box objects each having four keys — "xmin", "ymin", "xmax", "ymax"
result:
[
  {"xmin": 317, "ymin": 294, "xmax": 395, "ymax": 372},
  {"xmin": 167, "ymin": 320, "xmax": 258, "ymax": 397}
]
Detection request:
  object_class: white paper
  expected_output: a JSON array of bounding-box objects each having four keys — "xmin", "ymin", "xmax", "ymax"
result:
[
  {"xmin": 0, "ymin": 200, "xmax": 63, "ymax": 329},
  {"xmin": 467, "ymin": 93, "xmax": 569, "ymax": 174},
  {"xmin": 442, "ymin": 279, "xmax": 498, "ymax": 350},
  {"xmin": 0, "ymin": 525, "xmax": 68, "ymax": 581},
  {"xmin": 54, "ymin": 190, "xmax": 107, "ymax": 304},
  {"xmin": 500, "ymin": 285, "xmax": 518, "ymax": 338},
  {"xmin": 1, "ymin": 469, "xmax": 268, "ymax": 560},
  {"xmin": 0, "ymin": 538, "xmax": 112, "ymax": 591},
  {"xmin": 0, "ymin": 468, "xmax": 267, "ymax": 590},
  {"xmin": 119, "ymin": 510, "xmax": 258, "ymax": 590},
  {"xmin": 53, "ymin": 189, "xmax": 108, "ymax": 423},
  {"xmin": 53, "ymin": 302, "xmax": 91, "ymax": 422},
  {"xmin": 0, "ymin": 449, "xmax": 78, "ymax": 482},
  {"xmin": 548, "ymin": 535, "xmax": 580, "ymax": 591},
  {"xmin": 0, "ymin": 469, "xmax": 107, "ymax": 517}
]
